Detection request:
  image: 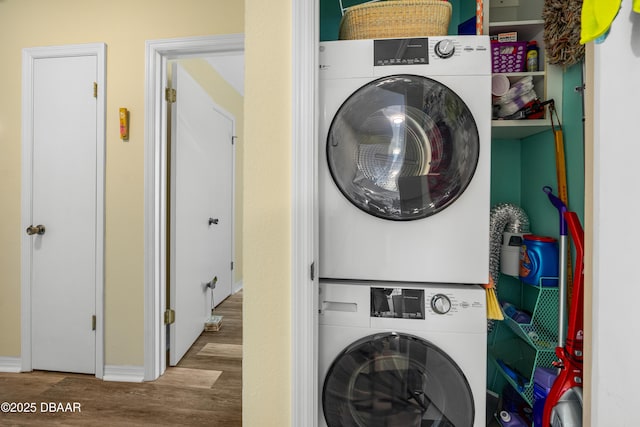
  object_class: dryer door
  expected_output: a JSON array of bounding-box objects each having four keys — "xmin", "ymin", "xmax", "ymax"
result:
[
  {"xmin": 327, "ymin": 74, "xmax": 479, "ymax": 221},
  {"xmin": 322, "ymin": 332, "xmax": 475, "ymax": 427}
]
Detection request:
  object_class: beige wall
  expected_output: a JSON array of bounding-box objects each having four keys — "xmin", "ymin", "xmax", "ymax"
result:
[
  {"xmin": 1, "ymin": 0, "xmax": 293, "ymax": 423},
  {"xmin": 243, "ymin": 0, "xmax": 292, "ymax": 424},
  {"xmin": 0, "ymin": 0, "xmax": 243, "ymax": 365}
]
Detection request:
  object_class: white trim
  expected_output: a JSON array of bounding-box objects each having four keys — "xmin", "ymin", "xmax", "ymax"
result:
[
  {"xmin": 103, "ymin": 365, "xmax": 145, "ymax": 383},
  {"xmin": 291, "ymin": 0, "xmax": 319, "ymax": 425},
  {"xmin": 0, "ymin": 357, "xmax": 22, "ymax": 373},
  {"xmin": 20, "ymin": 43, "xmax": 106, "ymax": 379},
  {"xmin": 144, "ymin": 34, "xmax": 244, "ymax": 381}
]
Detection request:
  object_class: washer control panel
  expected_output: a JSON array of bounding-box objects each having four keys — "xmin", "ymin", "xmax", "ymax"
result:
[{"xmin": 320, "ymin": 281, "xmax": 487, "ymax": 333}]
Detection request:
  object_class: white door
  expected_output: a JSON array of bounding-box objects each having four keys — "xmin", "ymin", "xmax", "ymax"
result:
[
  {"xmin": 169, "ymin": 63, "xmax": 234, "ymax": 365},
  {"xmin": 23, "ymin": 47, "xmax": 104, "ymax": 374}
]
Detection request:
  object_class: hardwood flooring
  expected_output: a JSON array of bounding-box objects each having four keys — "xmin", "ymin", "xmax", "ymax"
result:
[{"xmin": 0, "ymin": 291, "xmax": 242, "ymax": 426}]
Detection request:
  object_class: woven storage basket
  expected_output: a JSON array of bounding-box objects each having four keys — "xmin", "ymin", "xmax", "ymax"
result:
[{"xmin": 339, "ymin": 0, "xmax": 452, "ymax": 40}]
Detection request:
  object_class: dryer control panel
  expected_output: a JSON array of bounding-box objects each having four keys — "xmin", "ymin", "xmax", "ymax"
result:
[
  {"xmin": 319, "ymin": 36, "xmax": 491, "ymax": 79},
  {"xmin": 374, "ymin": 38, "xmax": 429, "ymax": 66}
]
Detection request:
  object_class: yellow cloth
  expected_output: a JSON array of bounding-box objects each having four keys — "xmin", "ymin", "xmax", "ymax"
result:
[
  {"xmin": 581, "ymin": 0, "xmax": 640, "ymax": 43},
  {"xmin": 580, "ymin": 0, "xmax": 621, "ymax": 43}
]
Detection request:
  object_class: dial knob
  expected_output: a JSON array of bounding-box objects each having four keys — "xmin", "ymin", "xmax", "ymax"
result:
[
  {"xmin": 431, "ymin": 294, "xmax": 452, "ymax": 314},
  {"xmin": 434, "ymin": 39, "xmax": 455, "ymax": 59}
]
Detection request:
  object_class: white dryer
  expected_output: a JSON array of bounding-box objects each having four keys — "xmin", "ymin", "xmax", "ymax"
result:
[
  {"xmin": 319, "ymin": 36, "xmax": 491, "ymax": 284},
  {"xmin": 319, "ymin": 280, "xmax": 487, "ymax": 427}
]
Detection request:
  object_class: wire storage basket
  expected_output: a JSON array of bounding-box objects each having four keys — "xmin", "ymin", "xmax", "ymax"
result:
[{"xmin": 339, "ymin": 0, "xmax": 452, "ymax": 40}]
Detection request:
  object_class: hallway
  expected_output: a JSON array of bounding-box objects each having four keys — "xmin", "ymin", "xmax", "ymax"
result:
[{"xmin": 0, "ymin": 292, "xmax": 242, "ymax": 426}]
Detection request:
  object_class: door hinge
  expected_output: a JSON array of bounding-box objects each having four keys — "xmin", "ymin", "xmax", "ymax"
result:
[
  {"xmin": 93, "ymin": 82, "xmax": 98, "ymax": 98},
  {"xmin": 310, "ymin": 262, "xmax": 315, "ymax": 281},
  {"xmin": 165, "ymin": 87, "xmax": 176, "ymax": 103},
  {"xmin": 164, "ymin": 308, "xmax": 176, "ymax": 325},
  {"xmin": 231, "ymin": 261, "xmax": 234, "ymax": 270},
  {"xmin": 91, "ymin": 315, "xmax": 96, "ymax": 331},
  {"xmin": 232, "ymin": 136, "xmax": 237, "ymax": 145}
]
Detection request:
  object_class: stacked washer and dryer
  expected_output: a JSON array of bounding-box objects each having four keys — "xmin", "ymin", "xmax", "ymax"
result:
[{"xmin": 318, "ymin": 36, "xmax": 492, "ymax": 427}]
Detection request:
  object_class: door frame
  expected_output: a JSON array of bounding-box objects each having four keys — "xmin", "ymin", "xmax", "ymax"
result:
[
  {"xmin": 291, "ymin": 0, "xmax": 319, "ymax": 424},
  {"xmin": 20, "ymin": 43, "xmax": 106, "ymax": 378},
  {"xmin": 143, "ymin": 34, "xmax": 244, "ymax": 380}
]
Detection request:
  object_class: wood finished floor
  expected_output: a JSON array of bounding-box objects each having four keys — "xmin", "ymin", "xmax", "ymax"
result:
[{"xmin": 0, "ymin": 291, "xmax": 242, "ymax": 426}]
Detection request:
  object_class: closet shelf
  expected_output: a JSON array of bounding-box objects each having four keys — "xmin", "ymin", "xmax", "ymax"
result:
[
  {"xmin": 500, "ymin": 281, "xmax": 559, "ymax": 350},
  {"xmin": 491, "ymin": 120, "xmax": 551, "ymax": 139}
]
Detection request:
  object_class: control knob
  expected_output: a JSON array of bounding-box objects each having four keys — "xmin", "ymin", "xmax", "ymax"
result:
[
  {"xmin": 434, "ymin": 39, "xmax": 455, "ymax": 59},
  {"xmin": 431, "ymin": 294, "xmax": 452, "ymax": 314}
]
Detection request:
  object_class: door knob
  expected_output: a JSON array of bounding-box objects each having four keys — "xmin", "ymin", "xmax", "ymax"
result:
[
  {"xmin": 209, "ymin": 218, "xmax": 219, "ymax": 226},
  {"xmin": 26, "ymin": 224, "xmax": 46, "ymax": 235}
]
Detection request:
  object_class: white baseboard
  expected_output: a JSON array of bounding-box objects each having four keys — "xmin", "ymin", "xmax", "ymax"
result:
[
  {"xmin": 0, "ymin": 357, "xmax": 22, "ymax": 373},
  {"xmin": 232, "ymin": 280, "xmax": 243, "ymax": 294},
  {"xmin": 103, "ymin": 365, "xmax": 145, "ymax": 382}
]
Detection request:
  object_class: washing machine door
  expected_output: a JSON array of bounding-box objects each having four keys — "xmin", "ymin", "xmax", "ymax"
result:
[
  {"xmin": 323, "ymin": 332, "xmax": 474, "ymax": 427},
  {"xmin": 327, "ymin": 74, "xmax": 479, "ymax": 221}
]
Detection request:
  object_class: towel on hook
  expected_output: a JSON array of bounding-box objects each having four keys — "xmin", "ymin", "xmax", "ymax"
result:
[{"xmin": 580, "ymin": 0, "xmax": 623, "ymax": 44}]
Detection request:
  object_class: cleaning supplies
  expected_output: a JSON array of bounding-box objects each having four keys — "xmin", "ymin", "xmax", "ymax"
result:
[
  {"xmin": 533, "ymin": 367, "xmax": 558, "ymax": 427},
  {"xmin": 526, "ymin": 41, "xmax": 539, "ymax": 72},
  {"xmin": 499, "ymin": 410, "xmax": 529, "ymax": 427},
  {"xmin": 493, "ymin": 76, "xmax": 537, "ymax": 118},
  {"xmin": 501, "ymin": 301, "xmax": 532, "ymax": 324},
  {"xmin": 501, "ymin": 231, "xmax": 524, "ymax": 276},
  {"xmin": 519, "ymin": 235, "xmax": 559, "ymax": 287}
]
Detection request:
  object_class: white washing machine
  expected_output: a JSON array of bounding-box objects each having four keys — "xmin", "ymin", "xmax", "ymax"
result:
[
  {"xmin": 319, "ymin": 36, "xmax": 491, "ymax": 284},
  {"xmin": 319, "ymin": 280, "xmax": 487, "ymax": 427}
]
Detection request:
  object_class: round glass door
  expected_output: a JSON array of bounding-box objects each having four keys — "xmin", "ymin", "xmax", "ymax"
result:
[
  {"xmin": 322, "ymin": 332, "xmax": 475, "ymax": 427},
  {"xmin": 327, "ymin": 74, "xmax": 480, "ymax": 221}
]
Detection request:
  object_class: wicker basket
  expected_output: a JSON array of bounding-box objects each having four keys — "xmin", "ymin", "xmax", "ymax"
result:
[{"xmin": 339, "ymin": 0, "xmax": 452, "ymax": 40}]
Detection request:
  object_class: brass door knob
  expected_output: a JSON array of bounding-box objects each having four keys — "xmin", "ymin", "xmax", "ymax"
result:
[{"xmin": 26, "ymin": 225, "xmax": 46, "ymax": 235}]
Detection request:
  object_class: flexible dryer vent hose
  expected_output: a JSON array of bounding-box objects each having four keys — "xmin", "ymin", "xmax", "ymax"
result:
[{"xmin": 489, "ymin": 203, "xmax": 530, "ymax": 285}]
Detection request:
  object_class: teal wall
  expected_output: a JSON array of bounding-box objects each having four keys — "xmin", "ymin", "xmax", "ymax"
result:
[
  {"xmin": 488, "ymin": 63, "xmax": 584, "ymax": 398},
  {"xmin": 502, "ymin": 63, "xmax": 585, "ymax": 239},
  {"xmin": 320, "ymin": 0, "xmax": 342, "ymax": 41},
  {"xmin": 490, "ymin": 139, "xmax": 522, "ymax": 206}
]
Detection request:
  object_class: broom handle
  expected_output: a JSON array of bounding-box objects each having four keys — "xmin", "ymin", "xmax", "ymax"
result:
[{"xmin": 553, "ymin": 127, "xmax": 574, "ymax": 308}]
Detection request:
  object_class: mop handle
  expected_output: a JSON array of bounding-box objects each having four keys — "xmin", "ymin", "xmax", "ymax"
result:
[
  {"xmin": 544, "ymin": 186, "xmax": 568, "ymax": 347},
  {"xmin": 543, "ymin": 186, "xmax": 567, "ymax": 236}
]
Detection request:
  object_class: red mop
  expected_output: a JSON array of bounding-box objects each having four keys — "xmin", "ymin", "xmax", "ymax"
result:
[{"xmin": 542, "ymin": 188, "xmax": 583, "ymax": 427}]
